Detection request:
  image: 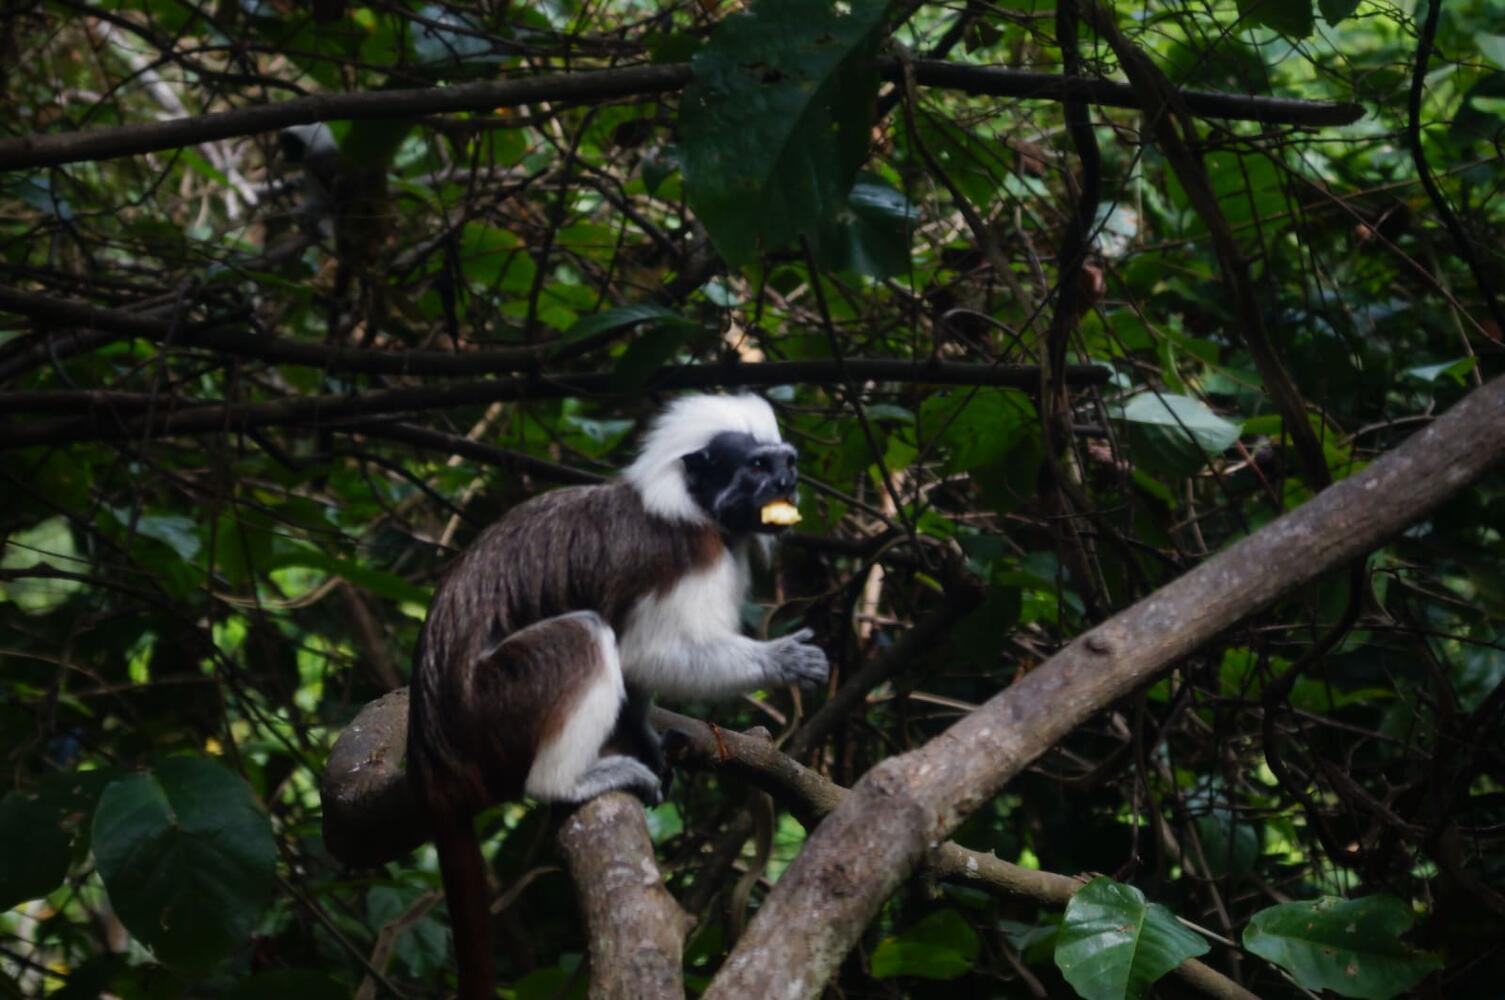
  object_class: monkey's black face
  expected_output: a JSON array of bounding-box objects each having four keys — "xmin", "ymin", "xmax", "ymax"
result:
[{"xmin": 682, "ymin": 432, "xmax": 799, "ymax": 536}]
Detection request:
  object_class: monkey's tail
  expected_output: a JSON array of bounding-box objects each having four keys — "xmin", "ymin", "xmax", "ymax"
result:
[{"xmin": 435, "ymin": 818, "xmax": 493, "ymax": 1000}]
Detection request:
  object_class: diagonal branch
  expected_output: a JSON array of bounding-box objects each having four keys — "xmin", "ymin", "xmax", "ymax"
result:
[{"xmin": 703, "ymin": 372, "xmax": 1505, "ymax": 998}]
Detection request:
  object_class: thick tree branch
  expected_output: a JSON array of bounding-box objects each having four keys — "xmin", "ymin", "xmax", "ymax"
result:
[
  {"xmin": 0, "ymin": 360, "xmax": 1109, "ymax": 450},
  {"xmin": 321, "ymin": 689, "xmax": 429, "ymax": 867},
  {"xmin": 556, "ymin": 793, "xmax": 689, "ymax": 1000},
  {"xmin": 655, "ymin": 709, "xmax": 1256, "ymax": 1000},
  {"xmin": 704, "ymin": 374, "xmax": 1505, "ymax": 999},
  {"xmin": 0, "ymin": 60, "xmax": 1361, "ymax": 172}
]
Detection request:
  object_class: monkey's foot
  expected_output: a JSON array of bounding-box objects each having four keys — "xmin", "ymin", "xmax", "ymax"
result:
[{"xmin": 566, "ymin": 755, "xmax": 663, "ymax": 807}]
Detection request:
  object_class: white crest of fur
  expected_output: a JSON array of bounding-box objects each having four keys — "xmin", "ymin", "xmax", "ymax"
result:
[{"xmin": 624, "ymin": 394, "xmax": 783, "ymax": 522}]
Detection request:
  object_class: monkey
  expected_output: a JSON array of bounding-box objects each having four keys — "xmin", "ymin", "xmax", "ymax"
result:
[{"xmin": 405, "ymin": 393, "xmax": 828, "ymax": 1000}]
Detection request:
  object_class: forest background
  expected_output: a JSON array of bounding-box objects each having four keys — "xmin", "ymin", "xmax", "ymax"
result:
[{"xmin": 1, "ymin": 0, "xmax": 1503, "ymax": 997}]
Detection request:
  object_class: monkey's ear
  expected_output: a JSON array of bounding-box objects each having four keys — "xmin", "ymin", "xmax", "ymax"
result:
[{"xmin": 681, "ymin": 448, "xmax": 712, "ymax": 480}]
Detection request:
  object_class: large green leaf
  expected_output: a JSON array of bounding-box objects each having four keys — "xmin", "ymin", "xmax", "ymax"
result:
[
  {"xmin": 1242, "ymin": 896, "xmax": 1442, "ymax": 999},
  {"xmin": 1054, "ymin": 878, "xmax": 1209, "ymax": 1000},
  {"xmin": 1, "ymin": 516, "xmax": 84, "ymax": 614},
  {"xmin": 0, "ymin": 765, "xmax": 112, "ymax": 903},
  {"xmin": 1111, "ymin": 392, "xmax": 1240, "ymax": 478},
  {"xmin": 870, "ymin": 909, "xmax": 980, "ymax": 980},
  {"xmin": 0, "ymin": 792, "xmax": 71, "ymax": 909},
  {"xmin": 458, "ymin": 222, "xmax": 537, "ymax": 293},
  {"xmin": 826, "ymin": 175, "xmax": 918, "ymax": 278},
  {"xmin": 92, "ymin": 757, "xmax": 277, "ymax": 970},
  {"xmin": 679, "ymin": 0, "xmax": 887, "ymax": 266},
  {"xmin": 918, "ymin": 388, "xmax": 1035, "ymax": 474},
  {"xmin": 562, "ymin": 303, "xmax": 692, "ymax": 344},
  {"xmin": 1235, "ymin": 0, "xmax": 1315, "ymax": 36}
]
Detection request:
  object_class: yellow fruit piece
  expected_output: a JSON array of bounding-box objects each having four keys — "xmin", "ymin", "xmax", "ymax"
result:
[{"xmin": 760, "ymin": 500, "xmax": 801, "ymax": 526}]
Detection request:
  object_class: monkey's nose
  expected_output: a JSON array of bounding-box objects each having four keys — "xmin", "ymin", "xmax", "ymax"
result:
[{"xmin": 776, "ymin": 472, "xmax": 796, "ymax": 492}]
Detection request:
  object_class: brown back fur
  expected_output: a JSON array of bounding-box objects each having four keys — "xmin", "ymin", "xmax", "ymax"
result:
[{"xmin": 407, "ymin": 481, "xmax": 724, "ymax": 815}]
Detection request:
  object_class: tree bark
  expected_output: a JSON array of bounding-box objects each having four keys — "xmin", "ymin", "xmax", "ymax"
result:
[{"xmin": 556, "ymin": 794, "xmax": 690, "ymax": 1000}]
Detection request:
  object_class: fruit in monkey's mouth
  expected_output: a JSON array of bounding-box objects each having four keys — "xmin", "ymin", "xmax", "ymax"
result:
[{"xmin": 760, "ymin": 500, "xmax": 801, "ymax": 526}]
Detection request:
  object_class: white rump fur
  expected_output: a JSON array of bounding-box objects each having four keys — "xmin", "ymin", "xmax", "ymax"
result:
[
  {"xmin": 623, "ymin": 393, "xmax": 783, "ymax": 523},
  {"xmin": 524, "ymin": 613, "xmax": 625, "ymax": 800}
]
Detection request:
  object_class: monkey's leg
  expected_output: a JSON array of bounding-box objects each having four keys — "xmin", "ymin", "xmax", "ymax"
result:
[
  {"xmin": 613, "ymin": 684, "xmax": 693, "ymax": 798},
  {"xmin": 614, "ymin": 684, "xmax": 666, "ymax": 773},
  {"xmin": 489, "ymin": 612, "xmax": 661, "ymax": 806}
]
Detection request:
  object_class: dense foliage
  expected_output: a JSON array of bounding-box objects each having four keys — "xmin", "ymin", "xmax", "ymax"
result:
[{"xmin": 1, "ymin": 0, "xmax": 1502, "ymax": 996}]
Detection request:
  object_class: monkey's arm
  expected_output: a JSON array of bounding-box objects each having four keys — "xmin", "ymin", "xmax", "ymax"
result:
[{"xmin": 620, "ymin": 628, "xmax": 828, "ymax": 702}]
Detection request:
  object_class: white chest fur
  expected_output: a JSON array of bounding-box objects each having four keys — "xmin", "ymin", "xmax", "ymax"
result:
[{"xmin": 616, "ymin": 547, "xmax": 750, "ymax": 696}]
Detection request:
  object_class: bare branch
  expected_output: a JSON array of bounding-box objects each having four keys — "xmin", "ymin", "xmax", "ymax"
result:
[
  {"xmin": 0, "ymin": 61, "xmax": 1361, "ymax": 172},
  {"xmin": 0, "ymin": 360, "xmax": 1110, "ymax": 450}
]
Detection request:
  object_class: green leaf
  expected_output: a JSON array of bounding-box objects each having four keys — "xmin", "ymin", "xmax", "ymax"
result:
[
  {"xmin": 1192, "ymin": 811, "xmax": 1260, "ymax": 880},
  {"xmin": 1404, "ymin": 357, "xmax": 1476, "ymax": 385},
  {"xmin": 1479, "ymin": 35, "xmax": 1505, "ymax": 71},
  {"xmin": 641, "ymin": 144, "xmax": 680, "ymax": 197},
  {"xmin": 825, "ymin": 174, "xmax": 918, "ymax": 278},
  {"xmin": 1451, "ymin": 74, "xmax": 1505, "ymax": 150},
  {"xmin": 268, "ymin": 549, "xmax": 431, "ymax": 605},
  {"xmin": 871, "ymin": 909, "xmax": 980, "ymax": 980},
  {"xmin": 613, "ymin": 325, "xmax": 696, "ymax": 388},
  {"xmin": 368, "ymin": 886, "xmax": 449, "ymax": 979},
  {"xmin": 1242, "ymin": 896, "xmax": 1442, "ymax": 999},
  {"xmin": 1235, "ymin": 0, "xmax": 1315, "ymax": 36},
  {"xmin": 646, "ymin": 801, "xmax": 684, "ymax": 842},
  {"xmin": 918, "ymin": 389, "xmax": 1035, "ymax": 474},
  {"xmin": 106, "ymin": 508, "xmax": 202, "ymax": 561},
  {"xmin": 1, "ymin": 516, "xmax": 84, "ymax": 614},
  {"xmin": 459, "ymin": 223, "xmax": 537, "ymax": 293},
  {"xmin": 679, "ymin": 0, "xmax": 887, "ymax": 266},
  {"xmin": 0, "ymin": 792, "xmax": 72, "ymax": 909},
  {"xmin": 92, "ymin": 757, "xmax": 277, "ymax": 970},
  {"xmin": 7, "ymin": 175, "xmax": 73, "ymax": 220},
  {"xmin": 561, "ymin": 303, "xmax": 694, "ymax": 346},
  {"xmin": 410, "ymin": 4, "xmax": 499, "ymax": 74},
  {"xmin": 1054, "ymin": 878, "xmax": 1209, "ymax": 1000},
  {"xmin": 1318, "ymin": 0, "xmax": 1361, "ymax": 25},
  {"xmin": 1111, "ymin": 392, "xmax": 1240, "ymax": 478}
]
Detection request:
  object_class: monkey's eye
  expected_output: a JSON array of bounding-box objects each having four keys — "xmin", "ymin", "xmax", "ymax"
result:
[{"xmin": 750, "ymin": 456, "xmax": 769, "ymax": 473}]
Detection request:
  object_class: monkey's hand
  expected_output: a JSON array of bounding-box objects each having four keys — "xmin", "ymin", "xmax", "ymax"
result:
[{"xmin": 765, "ymin": 628, "xmax": 829, "ymax": 689}]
